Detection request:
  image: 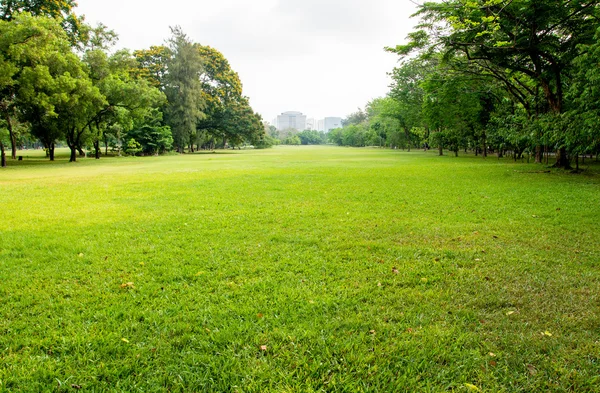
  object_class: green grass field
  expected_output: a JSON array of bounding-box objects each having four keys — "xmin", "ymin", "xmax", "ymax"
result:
[{"xmin": 1, "ymin": 146, "xmax": 599, "ymax": 392}]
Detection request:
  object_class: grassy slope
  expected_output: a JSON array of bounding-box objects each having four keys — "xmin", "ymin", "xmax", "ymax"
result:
[{"xmin": 0, "ymin": 146, "xmax": 599, "ymax": 392}]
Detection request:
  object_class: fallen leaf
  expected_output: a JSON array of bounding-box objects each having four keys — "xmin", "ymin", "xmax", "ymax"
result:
[
  {"xmin": 377, "ymin": 282, "xmax": 382, "ymax": 287},
  {"xmin": 421, "ymin": 277, "xmax": 428, "ymax": 283},
  {"xmin": 78, "ymin": 253, "xmax": 84, "ymax": 257},
  {"xmin": 475, "ymin": 258, "xmax": 481, "ymax": 262},
  {"xmin": 120, "ymin": 282, "xmax": 135, "ymax": 289},
  {"xmin": 406, "ymin": 328, "xmax": 414, "ymax": 333},
  {"xmin": 71, "ymin": 384, "xmax": 82, "ymax": 390},
  {"xmin": 139, "ymin": 262, "xmax": 145, "ymax": 266},
  {"xmin": 257, "ymin": 313, "xmax": 264, "ymax": 319},
  {"xmin": 369, "ymin": 330, "xmax": 376, "ymax": 335},
  {"xmin": 465, "ymin": 383, "xmax": 481, "ymax": 391},
  {"xmin": 260, "ymin": 345, "xmax": 267, "ymax": 351},
  {"xmin": 489, "ymin": 352, "xmax": 496, "ymax": 357},
  {"xmin": 392, "ymin": 267, "xmax": 399, "ymax": 274},
  {"xmin": 527, "ymin": 364, "xmax": 538, "ymax": 375},
  {"xmin": 121, "ymin": 338, "xmax": 129, "ymax": 343},
  {"xmin": 434, "ymin": 257, "xmax": 440, "ymax": 262},
  {"xmin": 542, "ymin": 331, "xmax": 553, "ymax": 337},
  {"xmin": 506, "ymin": 311, "xmax": 515, "ymax": 316}
]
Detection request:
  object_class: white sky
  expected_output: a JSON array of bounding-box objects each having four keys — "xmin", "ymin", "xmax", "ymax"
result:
[{"xmin": 75, "ymin": 0, "xmax": 418, "ymax": 123}]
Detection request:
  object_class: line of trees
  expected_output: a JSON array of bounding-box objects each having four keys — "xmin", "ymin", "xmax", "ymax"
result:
[
  {"xmin": 331, "ymin": 0, "xmax": 600, "ymax": 170},
  {"xmin": 265, "ymin": 126, "xmax": 328, "ymax": 146},
  {"xmin": 0, "ymin": 0, "xmax": 267, "ymax": 167}
]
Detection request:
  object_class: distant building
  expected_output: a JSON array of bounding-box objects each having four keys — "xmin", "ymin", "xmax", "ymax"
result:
[
  {"xmin": 317, "ymin": 119, "xmax": 325, "ymax": 132},
  {"xmin": 277, "ymin": 111, "xmax": 307, "ymax": 131},
  {"xmin": 306, "ymin": 118, "xmax": 316, "ymax": 130},
  {"xmin": 324, "ymin": 117, "xmax": 343, "ymax": 132}
]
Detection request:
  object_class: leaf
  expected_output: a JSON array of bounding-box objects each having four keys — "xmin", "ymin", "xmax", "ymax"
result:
[
  {"xmin": 392, "ymin": 267, "xmax": 399, "ymax": 274},
  {"xmin": 542, "ymin": 331, "xmax": 553, "ymax": 337},
  {"xmin": 527, "ymin": 364, "xmax": 538, "ymax": 375},
  {"xmin": 369, "ymin": 330, "xmax": 376, "ymax": 335},
  {"xmin": 506, "ymin": 311, "xmax": 515, "ymax": 316},
  {"xmin": 257, "ymin": 313, "xmax": 264, "ymax": 319},
  {"xmin": 260, "ymin": 345, "xmax": 267, "ymax": 351},
  {"xmin": 377, "ymin": 282, "xmax": 382, "ymax": 287},
  {"xmin": 465, "ymin": 383, "xmax": 481, "ymax": 391},
  {"xmin": 78, "ymin": 253, "xmax": 84, "ymax": 257},
  {"xmin": 121, "ymin": 338, "xmax": 129, "ymax": 343},
  {"xmin": 71, "ymin": 384, "xmax": 82, "ymax": 390},
  {"xmin": 489, "ymin": 352, "xmax": 496, "ymax": 357},
  {"xmin": 120, "ymin": 282, "xmax": 135, "ymax": 289}
]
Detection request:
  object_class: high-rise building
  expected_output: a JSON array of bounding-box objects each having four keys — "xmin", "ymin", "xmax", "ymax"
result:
[
  {"xmin": 317, "ymin": 119, "xmax": 325, "ymax": 132},
  {"xmin": 324, "ymin": 117, "xmax": 343, "ymax": 132},
  {"xmin": 277, "ymin": 111, "xmax": 307, "ymax": 131},
  {"xmin": 306, "ymin": 118, "xmax": 316, "ymax": 130}
]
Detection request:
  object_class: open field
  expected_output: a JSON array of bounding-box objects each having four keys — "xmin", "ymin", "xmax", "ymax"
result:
[{"xmin": 1, "ymin": 146, "xmax": 599, "ymax": 392}]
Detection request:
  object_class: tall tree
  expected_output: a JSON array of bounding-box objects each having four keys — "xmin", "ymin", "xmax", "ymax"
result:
[
  {"xmin": 164, "ymin": 27, "xmax": 204, "ymax": 152},
  {"xmin": 0, "ymin": 13, "xmax": 72, "ymax": 160}
]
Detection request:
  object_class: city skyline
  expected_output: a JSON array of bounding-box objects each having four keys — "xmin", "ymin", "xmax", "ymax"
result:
[{"xmin": 271, "ymin": 111, "xmax": 343, "ymax": 132}]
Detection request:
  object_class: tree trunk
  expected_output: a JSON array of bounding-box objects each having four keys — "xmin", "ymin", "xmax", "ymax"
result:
[
  {"xmin": 575, "ymin": 154, "xmax": 579, "ymax": 171},
  {"xmin": 481, "ymin": 133, "xmax": 487, "ymax": 158},
  {"xmin": 94, "ymin": 141, "xmax": 100, "ymax": 159},
  {"xmin": 77, "ymin": 146, "xmax": 85, "ymax": 157},
  {"xmin": 0, "ymin": 140, "xmax": 6, "ymax": 167},
  {"xmin": 2, "ymin": 113, "xmax": 17, "ymax": 160},
  {"xmin": 535, "ymin": 145, "xmax": 542, "ymax": 163},
  {"xmin": 49, "ymin": 143, "xmax": 55, "ymax": 161},
  {"xmin": 69, "ymin": 146, "xmax": 77, "ymax": 162},
  {"xmin": 438, "ymin": 145, "xmax": 443, "ymax": 156},
  {"xmin": 554, "ymin": 147, "xmax": 571, "ymax": 169}
]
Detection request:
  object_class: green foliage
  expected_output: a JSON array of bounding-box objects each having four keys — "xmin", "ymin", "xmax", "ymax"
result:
[
  {"xmin": 164, "ymin": 27, "xmax": 205, "ymax": 151},
  {"xmin": 125, "ymin": 109, "xmax": 173, "ymax": 155},
  {"xmin": 282, "ymin": 134, "xmax": 301, "ymax": 145},
  {"xmin": 297, "ymin": 129, "xmax": 326, "ymax": 145},
  {"xmin": 124, "ymin": 137, "xmax": 141, "ymax": 156}
]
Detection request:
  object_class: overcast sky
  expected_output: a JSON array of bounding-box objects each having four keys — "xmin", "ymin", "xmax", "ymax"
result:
[{"xmin": 75, "ymin": 0, "xmax": 419, "ymax": 123}]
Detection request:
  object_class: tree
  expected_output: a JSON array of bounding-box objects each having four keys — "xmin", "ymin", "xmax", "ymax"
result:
[
  {"xmin": 132, "ymin": 45, "xmax": 169, "ymax": 88},
  {"xmin": 391, "ymin": 0, "xmax": 600, "ymax": 167},
  {"xmin": 1, "ymin": 0, "xmax": 86, "ymax": 45},
  {"xmin": 84, "ymin": 48, "xmax": 166, "ymax": 159},
  {"xmin": 2, "ymin": 13, "xmax": 96, "ymax": 161},
  {"xmin": 164, "ymin": 27, "xmax": 204, "ymax": 152}
]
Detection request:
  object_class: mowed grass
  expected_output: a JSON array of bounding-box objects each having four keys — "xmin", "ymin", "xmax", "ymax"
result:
[{"xmin": 0, "ymin": 146, "xmax": 599, "ymax": 392}]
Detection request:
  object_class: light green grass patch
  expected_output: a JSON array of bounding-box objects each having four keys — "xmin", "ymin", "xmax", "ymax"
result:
[{"xmin": 1, "ymin": 146, "xmax": 599, "ymax": 392}]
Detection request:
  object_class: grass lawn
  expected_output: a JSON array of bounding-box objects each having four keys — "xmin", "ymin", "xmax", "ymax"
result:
[{"xmin": 0, "ymin": 146, "xmax": 599, "ymax": 392}]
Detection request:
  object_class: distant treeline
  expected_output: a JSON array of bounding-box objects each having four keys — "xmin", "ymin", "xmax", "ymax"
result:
[
  {"xmin": 0, "ymin": 0, "xmax": 268, "ymax": 167},
  {"xmin": 332, "ymin": 0, "xmax": 600, "ymax": 170}
]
